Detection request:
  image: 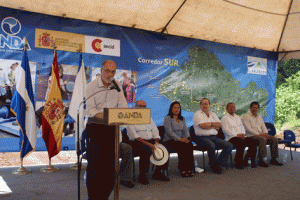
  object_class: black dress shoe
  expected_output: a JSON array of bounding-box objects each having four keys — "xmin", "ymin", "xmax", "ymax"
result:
[
  {"xmin": 120, "ymin": 180, "xmax": 134, "ymax": 188},
  {"xmin": 251, "ymin": 163, "xmax": 257, "ymax": 168},
  {"xmin": 211, "ymin": 165, "xmax": 222, "ymax": 174},
  {"xmin": 243, "ymin": 159, "xmax": 249, "ymax": 167},
  {"xmin": 270, "ymin": 159, "xmax": 283, "ymax": 166},
  {"xmin": 258, "ymin": 161, "xmax": 268, "ymax": 168},
  {"xmin": 139, "ymin": 176, "xmax": 149, "ymax": 185},
  {"xmin": 152, "ymin": 172, "xmax": 170, "ymax": 181},
  {"xmin": 235, "ymin": 163, "xmax": 244, "ymax": 169}
]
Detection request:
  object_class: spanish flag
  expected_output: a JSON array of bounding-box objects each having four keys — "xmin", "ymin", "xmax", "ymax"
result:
[{"xmin": 41, "ymin": 50, "xmax": 65, "ymax": 159}]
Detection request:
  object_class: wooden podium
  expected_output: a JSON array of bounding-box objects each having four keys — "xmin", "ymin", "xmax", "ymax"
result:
[{"xmin": 90, "ymin": 108, "xmax": 151, "ymax": 200}]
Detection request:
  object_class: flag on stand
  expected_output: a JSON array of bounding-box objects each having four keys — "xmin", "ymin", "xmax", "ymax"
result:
[
  {"xmin": 41, "ymin": 50, "xmax": 65, "ymax": 159},
  {"xmin": 10, "ymin": 45, "xmax": 36, "ymax": 159},
  {"xmin": 68, "ymin": 53, "xmax": 87, "ymax": 153}
]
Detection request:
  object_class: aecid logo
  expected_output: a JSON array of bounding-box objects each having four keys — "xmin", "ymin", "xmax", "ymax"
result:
[
  {"xmin": 0, "ymin": 17, "xmax": 31, "ymax": 50},
  {"xmin": 92, "ymin": 39, "xmax": 102, "ymax": 52}
]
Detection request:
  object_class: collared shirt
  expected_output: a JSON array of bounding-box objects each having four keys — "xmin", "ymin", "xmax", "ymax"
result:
[
  {"xmin": 86, "ymin": 77, "xmax": 128, "ymax": 118},
  {"xmin": 126, "ymin": 118, "xmax": 160, "ymax": 141},
  {"xmin": 221, "ymin": 112, "xmax": 246, "ymax": 141},
  {"xmin": 193, "ymin": 110, "xmax": 220, "ymax": 136},
  {"xmin": 243, "ymin": 111, "xmax": 268, "ymax": 137},
  {"xmin": 163, "ymin": 115, "xmax": 190, "ymax": 142}
]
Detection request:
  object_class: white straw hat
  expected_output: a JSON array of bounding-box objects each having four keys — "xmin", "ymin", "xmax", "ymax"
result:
[{"xmin": 150, "ymin": 144, "xmax": 169, "ymax": 166}]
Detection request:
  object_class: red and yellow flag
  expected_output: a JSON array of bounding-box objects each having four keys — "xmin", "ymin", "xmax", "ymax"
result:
[{"xmin": 41, "ymin": 50, "xmax": 65, "ymax": 159}]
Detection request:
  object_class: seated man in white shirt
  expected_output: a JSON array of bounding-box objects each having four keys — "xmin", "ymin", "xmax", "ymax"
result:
[
  {"xmin": 193, "ymin": 98, "xmax": 233, "ymax": 174},
  {"xmin": 127, "ymin": 100, "xmax": 169, "ymax": 185},
  {"xmin": 221, "ymin": 102, "xmax": 258, "ymax": 169},
  {"xmin": 243, "ymin": 101, "xmax": 283, "ymax": 167}
]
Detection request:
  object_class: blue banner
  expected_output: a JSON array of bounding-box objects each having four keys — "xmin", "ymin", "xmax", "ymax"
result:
[{"xmin": 0, "ymin": 7, "xmax": 278, "ymax": 152}]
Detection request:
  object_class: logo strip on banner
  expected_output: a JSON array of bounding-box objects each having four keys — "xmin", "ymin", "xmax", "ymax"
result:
[
  {"xmin": 35, "ymin": 28, "xmax": 120, "ymax": 57},
  {"xmin": 35, "ymin": 28, "xmax": 85, "ymax": 52},
  {"xmin": 85, "ymin": 36, "xmax": 120, "ymax": 57},
  {"xmin": 247, "ymin": 56, "xmax": 267, "ymax": 75}
]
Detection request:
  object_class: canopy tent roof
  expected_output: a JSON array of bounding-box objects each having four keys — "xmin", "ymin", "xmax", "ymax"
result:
[{"xmin": 1, "ymin": 0, "xmax": 300, "ymax": 60}]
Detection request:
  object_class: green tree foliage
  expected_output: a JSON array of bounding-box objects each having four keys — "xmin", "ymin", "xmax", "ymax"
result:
[
  {"xmin": 277, "ymin": 59, "xmax": 300, "ymax": 87},
  {"xmin": 275, "ymin": 68, "xmax": 300, "ymax": 128}
]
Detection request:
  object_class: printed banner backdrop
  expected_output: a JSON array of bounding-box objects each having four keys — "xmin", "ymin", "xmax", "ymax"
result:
[{"xmin": 0, "ymin": 7, "xmax": 278, "ymax": 152}]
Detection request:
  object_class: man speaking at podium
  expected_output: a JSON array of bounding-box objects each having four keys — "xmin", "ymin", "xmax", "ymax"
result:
[{"xmin": 85, "ymin": 60, "xmax": 128, "ymax": 200}]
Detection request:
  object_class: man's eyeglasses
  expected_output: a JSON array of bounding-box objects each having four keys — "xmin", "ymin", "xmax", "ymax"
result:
[
  {"xmin": 102, "ymin": 68, "xmax": 116, "ymax": 74},
  {"xmin": 136, "ymin": 105, "xmax": 146, "ymax": 108}
]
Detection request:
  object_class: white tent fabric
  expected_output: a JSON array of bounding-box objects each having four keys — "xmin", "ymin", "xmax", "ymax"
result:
[{"xmin": 1, "ymin": 0, "xmax": 299, "ymax": 60}]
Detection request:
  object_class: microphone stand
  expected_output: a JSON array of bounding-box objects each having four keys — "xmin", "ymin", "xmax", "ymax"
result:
[{"xmin": 77, "ymin": 86, "xmax": 113, "ymax": 200}]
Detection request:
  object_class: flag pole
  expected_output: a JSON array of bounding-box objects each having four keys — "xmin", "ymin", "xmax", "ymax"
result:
[
  {"xmin": 41, "ymin": 158, "xmax": 59, "ymax": 173},
  {"xmin": 12, "ymin": 159, "xmax": 32, "ymax": 175},
  {"xmin": 41, "ymin": 43, "xmax": 59, "ymax": 173},
  {"xmin": 70, "ymin": 46, "xmax": 86, "ymax": 171},
  {"xmin": 76, "ymin": 46, "xmax": 83, "ymax": 200},
  {"xmin": 12, "ymin": 37, "xmax": 32, "ymax": 175}
]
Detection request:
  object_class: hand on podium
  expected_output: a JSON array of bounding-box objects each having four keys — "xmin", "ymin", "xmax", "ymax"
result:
[
  {"xmin": 94, "ymin": 113, "xmax": 104, "ymax": 120},
  {"xmin": 89, "ymin": 113, "xmax": 105, "ymax": 124}
]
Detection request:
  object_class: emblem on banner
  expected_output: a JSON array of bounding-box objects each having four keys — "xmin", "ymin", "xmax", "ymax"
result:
[
  {"xmin": 38, "ymin": 32, "xmax": 54, "ymax": 47},
  {"xmin": 247, "ymin": 56, "xmax": 267, "ymax": 75},
  {"xmin": 44, "ymin": 98, "xmax": 64, "ymax": 124},
  {"xmin": 0, "ymin": 17, "xmax": 31, "ymax": 50},
  {"xmin": 1, "ymin": 17, "xmax": 21, "ymax": 36},
  {"xmin": 92, "ymin": 39, "xmax": 102, "ymax": 52}
]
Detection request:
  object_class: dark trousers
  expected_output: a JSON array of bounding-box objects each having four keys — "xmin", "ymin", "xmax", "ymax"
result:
[
  {"xmin": 164, "ymin": 140, "xmax": 194, "ymax": 172},
  {"xmin": 119, "ymin": 142, "xmax": 133, "ymax": 182},
  {"xmin": 229, "ymin": 137, "xmax": 258, "ymax": 164},
  {"xmin": 195, "ymin": 135, "xmax": 233, "ymax": 166},
  {"xmin": 129, "ymin": 139, "xmax": 155, "ymax": 177},
  {"xmin": 86, "ymin": 123, "xmax": 116, "ymax": 200}
]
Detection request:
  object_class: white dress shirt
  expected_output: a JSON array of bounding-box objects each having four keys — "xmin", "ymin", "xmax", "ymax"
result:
[
  {"xmin": 126, "ymin": 118, "xmax": 160, "ymax": 141},
  {"xmin": 243, "ymin": 111, "xmax": 268, "ymax": 137},
  {"xmin": 86, "ymin": 77, "xmax": 128, "ymax": 118},
  {"xmin": 193, "ymin": 110, "xmax": 221, "ymax": 136},
  {"xmin": 221, "ymin": 112, "xmax": 246, "ymax": 141}
]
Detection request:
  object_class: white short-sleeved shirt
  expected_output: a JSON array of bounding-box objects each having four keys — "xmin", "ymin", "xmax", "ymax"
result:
[
  {"xmin": 221, "ymin": 112, "xmax": 246, "ymax": 141},
  {"xmin": 126, "ymin": 118, "xmax": 160, "ymax": 141},
  {"xmin": 193, "ymin": 110, "xmax": 220, "ymax": 136}
]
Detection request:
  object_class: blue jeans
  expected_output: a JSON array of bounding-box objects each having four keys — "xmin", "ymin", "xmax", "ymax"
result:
[{"xmin": 195, "ymin": 135, "xmax": 233, "ymax": 166}]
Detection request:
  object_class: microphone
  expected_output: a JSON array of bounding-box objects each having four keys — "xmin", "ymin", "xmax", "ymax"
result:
[{"xmin": 110, "ymin": 78, "xmax": 121, "ymax": 92}]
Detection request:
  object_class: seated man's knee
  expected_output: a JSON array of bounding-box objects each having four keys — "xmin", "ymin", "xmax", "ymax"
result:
[
  {"xmin": 206, "ymin": 143, "xmax": 216, "ymax": 152},
  {"xmin": 227, "ymin": 142, "xmax": 234, "ymax": 150},
  {"xmin": 259, "ymin": 137, "xmax": 267, "ymax": 145}
]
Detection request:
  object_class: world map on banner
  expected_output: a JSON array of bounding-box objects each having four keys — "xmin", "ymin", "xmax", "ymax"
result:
[{"xmin": 157, "ymin": 47, "xmax": 268, "ymax": 118}]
